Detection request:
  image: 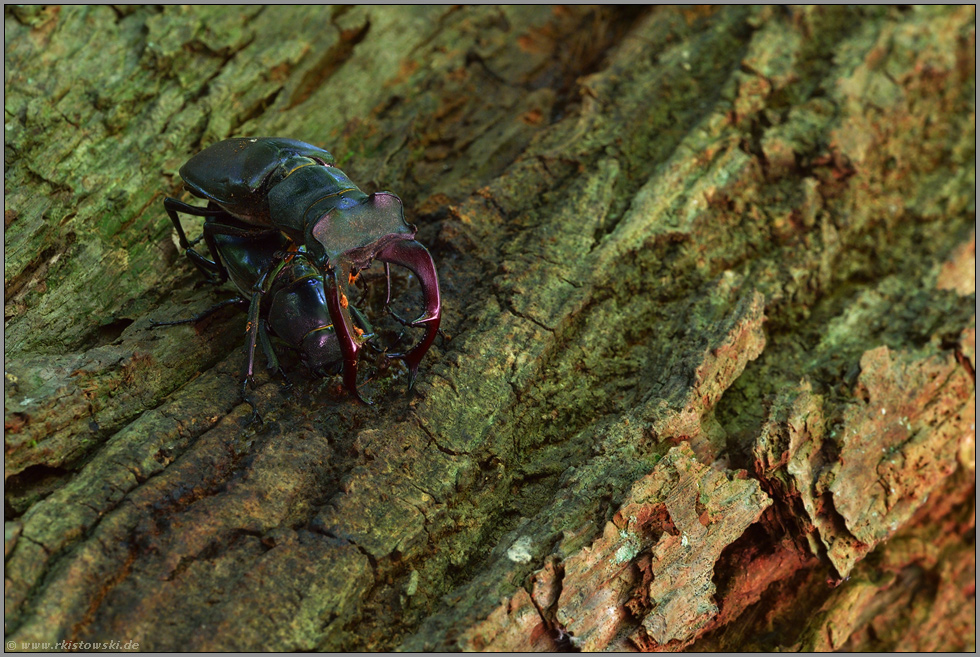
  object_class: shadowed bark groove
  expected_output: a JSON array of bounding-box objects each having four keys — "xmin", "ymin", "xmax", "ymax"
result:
[{"xmin": 4, "ymin": 5, "xmax": 975, "ymax": 652}]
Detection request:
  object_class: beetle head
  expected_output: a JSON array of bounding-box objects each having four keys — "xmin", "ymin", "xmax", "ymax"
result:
[
  {"xmin": 305, "ymin": 192, "xmax": 411, "ymax": 270},
  {"xmin": 310, "ymin": 192, "xmax": 441, "ymax": 401}
]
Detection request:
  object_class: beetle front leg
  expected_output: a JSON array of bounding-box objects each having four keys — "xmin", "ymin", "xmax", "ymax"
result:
[{"xmin": 380, "ymin": 262, "xmax": 414, "ymax": 329}]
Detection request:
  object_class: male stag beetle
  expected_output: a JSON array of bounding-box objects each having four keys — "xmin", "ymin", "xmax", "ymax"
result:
[{"xmin": 163, "ymin": 137, "xmax": 441, "ymax": 402}]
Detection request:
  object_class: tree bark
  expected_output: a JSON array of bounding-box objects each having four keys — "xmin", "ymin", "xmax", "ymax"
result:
[{"xmin": 4, "ymin": 5, "xmax": 974, "ymax": 651}]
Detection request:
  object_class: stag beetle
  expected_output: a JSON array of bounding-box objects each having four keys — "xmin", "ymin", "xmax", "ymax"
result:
[
  {"xmin": 157, "ymin": 228, "xmax": 375, "ymax": 400},
  {"xmin": 163, "ymin": 137, "xmax": 441, "ymax": 402}
]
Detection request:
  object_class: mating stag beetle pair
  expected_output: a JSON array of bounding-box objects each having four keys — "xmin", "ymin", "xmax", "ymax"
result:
[{"xmin": 161, "ymin": 137, "xmax": 441, "ymax": 404}]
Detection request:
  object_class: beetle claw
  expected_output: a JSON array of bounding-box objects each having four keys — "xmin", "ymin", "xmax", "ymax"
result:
[
  {"xmin": 277, "ymin": 369, "xmax": 293, "ymax": 393},
  {"xmin": 242, "ymin": 392, "xmax": 263, "ymax": 425}
]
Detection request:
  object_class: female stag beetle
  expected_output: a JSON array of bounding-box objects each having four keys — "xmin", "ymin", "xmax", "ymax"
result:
[
  {"xmin": 158, "ymin": 227, "xmax": 375, "ymax": 399},
  {"xmin": 163, "ymin": 137, "xmax": 441, "ymax": 402}
]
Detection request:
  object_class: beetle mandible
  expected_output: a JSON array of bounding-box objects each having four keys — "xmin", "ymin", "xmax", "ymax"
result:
[{"xmin": 163, "ymin": 137, "xmax": 441, "ymax": 401}]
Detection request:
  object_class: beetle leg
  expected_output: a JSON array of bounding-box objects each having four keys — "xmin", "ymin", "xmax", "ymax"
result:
[
  {"xmin": 384, "ymin": 262, "xmax": 394, "ymax": 306},
  {"xmin": 381, "ymin": 261, "xmax": 416, "ymax": 329},
  {"xmin": 166, "ymin": 197, "xmax": 283, "ymax": 285},
  {"xmin": 164, "ymin": 197, "xmax": 225, "ymax": 249},
  {"xmin": 240, "ymin": 256, "xmax": 291, "ymax": 415},
  {"xmin": 349, "ymin": 305, "xmax": 376, "ymax": 343},
  {"xmin": 239, "ymin": 290, "xmax": 264, "ymax": 423},
  {"xmin": 376, "ymin": 239, "xmax": 442, "ymax": 389},
  {"xmin": 242, "ymin": 284, "xmax": 264, "ymax": 394},
  {"xmin": 257, "ymin": 318, "xmax": 292, "ymax": 391},
  {"xmin": 324, "ymin": 259, "xmax": 373, "ymax": 404},
  {"xmin": 165, "ymin": 197, "xmax": 230, "ymax": 282}
]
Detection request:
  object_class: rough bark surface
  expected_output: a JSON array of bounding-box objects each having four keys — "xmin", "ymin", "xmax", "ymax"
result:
[{"xmin": 4, "ymin": 5, "xmax": 975, "ymax": 652}]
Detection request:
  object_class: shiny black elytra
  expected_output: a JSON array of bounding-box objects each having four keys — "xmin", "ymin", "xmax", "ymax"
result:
[{"xmin": 162, "ymin": 137, "xmax": 442, "ymax": 403}]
